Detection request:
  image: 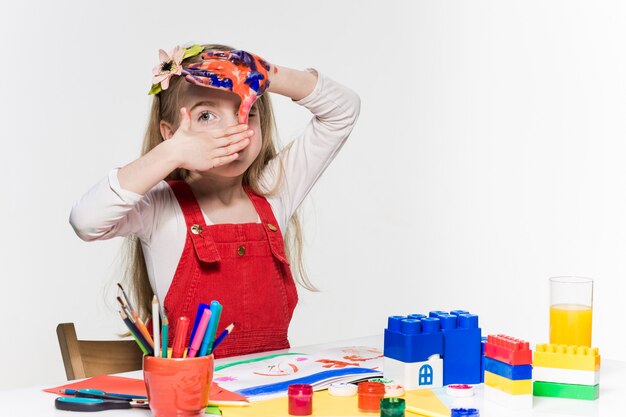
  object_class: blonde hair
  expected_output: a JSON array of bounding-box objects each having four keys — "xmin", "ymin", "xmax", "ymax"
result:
[{"xmin": 124, "ymin": 44, "xmax": 316, "ymax": 321}]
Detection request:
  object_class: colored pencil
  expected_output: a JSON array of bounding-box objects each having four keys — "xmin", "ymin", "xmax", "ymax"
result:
[
  {"xmin": 187, "ymin": 308, "xmax": 211, "ymax": 358},
  {"xmin": 117, "ymin": 283, "xmax": 154, "ymax": 348},
  {"xmin": 132, "ymin": 314, "xmax": 154, "ymax": 348},
  {"xmin": 116, "ymin": 296, "xmax": 134, "ymax": 321},
  {"xmin": 118, "ymin": 310, "xmax": 152, "ymax": 356},
  {"xmin": 171, "ymin": 316, "xmax": 190, "ymax": 358},
  {"xmin": 117, "ymin": 283, "xmax": 134, "ymax": 310},
  {"xmin": 152, "ymin": 296, "xmax": 160, "ymax": 357},
  {"xmin": 199, "ymin": 301, "xmax": 222, "ymax": 356},
  {"xmin": 161, "ymin": 314, "xmax": 169, "ymax": 358},
  {"xmin": 211, "ymin": 322, "xmax": 235, "ymax": 352}
]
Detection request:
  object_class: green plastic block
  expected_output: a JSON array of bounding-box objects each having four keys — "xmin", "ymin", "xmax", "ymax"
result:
[{"xmin": 533, "ymin": 381, "xmax": 599, "ymax": 400}]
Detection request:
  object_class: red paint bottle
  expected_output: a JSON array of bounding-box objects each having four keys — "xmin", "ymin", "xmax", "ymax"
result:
[
  {"xmin": 288, "ymin": 384, "xmax": 313, "ymax": 416},
  {"xmin": 357, "ymin": 381, "xmax": 385, "ymax": 413}
]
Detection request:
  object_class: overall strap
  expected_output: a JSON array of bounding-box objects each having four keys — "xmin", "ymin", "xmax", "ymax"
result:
[
  {"xmin": 244, "ymin": 186, "xmax": 290, "ymax": 265},
  {"xmin": 168, "ymin": 180, "xmax": 221, "ymax": 263}
]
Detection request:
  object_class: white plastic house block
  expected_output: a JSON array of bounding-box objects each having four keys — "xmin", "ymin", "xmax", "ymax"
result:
[{"xmin": 383, "ymin": 354, "xmax": 443, "ymax": 390}]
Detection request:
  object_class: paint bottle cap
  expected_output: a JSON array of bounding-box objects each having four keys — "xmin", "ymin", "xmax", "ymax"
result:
[
  {"xmin": 288, "ymin": 384, "xmax": 313, "ymax": 396},
  {"xmin": 446, "ymin": 384, "xmax": 475, "ymax": 398},
  {"xmin": 367, "ymin": 378, "xmax": 394, "ymax": 384},
  {"xmin": 451, "ymin": 408, "xmax": 480, "ymax": 417},
  {"xmin": 384, "ymin": 384, "xmax": 404, "ymax": 397},
  {"xmin": 328, "ymin": 382, "xmax": 357, "ymax": 397}
]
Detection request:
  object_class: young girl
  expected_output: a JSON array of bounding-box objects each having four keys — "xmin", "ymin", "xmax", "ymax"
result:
[{"xmin": 70, "ymin": 43, "xmax": 360, "ymax": 358}]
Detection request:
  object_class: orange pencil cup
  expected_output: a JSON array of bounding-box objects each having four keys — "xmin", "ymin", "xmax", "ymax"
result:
[{"xmin": 143, "ymin": 354, "xmax": 214, "ymax": 417}]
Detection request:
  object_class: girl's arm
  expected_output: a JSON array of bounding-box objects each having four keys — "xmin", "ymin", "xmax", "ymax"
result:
[
  {"xmin": 71, "ymin": 111, "xmax": 252, "ymax": 241},
  {"xmin": 117, "ymin": 111, "xmax": 251, "ymax": 195},
  {"xmin": 261, "ymin": 68, "xmax": 361, "ymax": 231},
  {"xmin": 116, "ymin": 140, "xmax": 180, "ymax": 196},
  {"xmin": 267, "ymin": 66, "xmax": 319, "ymax": 102}
]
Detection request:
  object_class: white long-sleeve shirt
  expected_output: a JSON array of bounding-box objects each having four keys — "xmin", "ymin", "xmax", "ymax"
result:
[{"xmin": 70, "ymin": 70, "xmax": 360, "ymax": 303}]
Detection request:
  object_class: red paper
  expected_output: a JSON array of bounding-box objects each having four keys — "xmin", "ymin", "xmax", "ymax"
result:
[{"xmin": 44, "ymin": 375, "xmax": 246, "ymax": 403}]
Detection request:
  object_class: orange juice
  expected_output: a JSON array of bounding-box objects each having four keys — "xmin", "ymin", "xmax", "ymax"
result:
[{"xmin": 549, "ymin": 304, "xmax": 592, "ymax": 346}]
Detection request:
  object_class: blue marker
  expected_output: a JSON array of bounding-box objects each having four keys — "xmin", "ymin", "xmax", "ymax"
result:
[
  {"xmin": 198, "ymin": 301, "xmax": 222, "ymax": 356},
  {"xmin": 188, "ymin": 303, "xmax": 211, "ymax": 345}
]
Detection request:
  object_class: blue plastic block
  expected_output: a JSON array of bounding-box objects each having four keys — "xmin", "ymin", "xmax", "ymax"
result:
[
  {"xmin": 384, "ymin": 315, "xmax": 444, "ymax": 363},
  {"xmin": 480, "ymin": 336, "xmax": 487, "ymax": 383},
  {"xmin": 430, "ymin": 310, "xmax": 482, "ymax": 385},
  {"xmin": 484, "ymin": 356, "xmax": 532, "ymax": 380}
]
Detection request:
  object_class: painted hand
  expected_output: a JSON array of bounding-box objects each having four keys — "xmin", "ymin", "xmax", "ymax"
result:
[{"xmin": 183, "ymin": 50, "xmax": 272, "ymax": 124}]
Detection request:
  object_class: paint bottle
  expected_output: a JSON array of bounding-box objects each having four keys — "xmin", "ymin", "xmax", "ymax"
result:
[
  {"xmin": 288, "ymin": 384, "xmax": 313, "ymax": 416},
  {"xmin": 358, "ymin": 381, "xmax": 385, "ymax": 413},
  {"xmin": 380, "ymin": 397, "xmax": 405, "ymax": 417},
  {"xmin": 451, "ymin": 408, "xmax": 480, "ymax": 417}
]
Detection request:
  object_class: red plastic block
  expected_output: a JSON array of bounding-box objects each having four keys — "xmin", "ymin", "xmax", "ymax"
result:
[{"xmin": 484, "ymin": 334, "xmax": 532, "ymax": 365}]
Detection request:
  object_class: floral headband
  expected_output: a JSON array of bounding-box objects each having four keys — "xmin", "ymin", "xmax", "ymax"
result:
[{"xmin": 150, "ymin": 45, "xmax": 271, "ymax": 124}]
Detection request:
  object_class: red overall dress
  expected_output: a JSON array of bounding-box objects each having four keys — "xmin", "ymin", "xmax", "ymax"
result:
[{"xmin": 162, "ymin": 180, "xmax": 298, "ymax": 358}]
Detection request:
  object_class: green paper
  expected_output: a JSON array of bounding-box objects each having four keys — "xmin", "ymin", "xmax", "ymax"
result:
[{"xmin": 205, "ymin": 404, "xmax": 222, "ymax": 415}]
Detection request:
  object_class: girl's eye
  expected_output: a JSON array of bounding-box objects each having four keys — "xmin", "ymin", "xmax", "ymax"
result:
[{"xmin": 198, "ymin": 111, "xmax": 216, "ymax": 123}]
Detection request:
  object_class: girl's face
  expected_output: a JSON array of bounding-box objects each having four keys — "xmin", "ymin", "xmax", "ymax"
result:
[{"xmin": 182, "ymin": 83, "xmax": 262, "ymax": 178}]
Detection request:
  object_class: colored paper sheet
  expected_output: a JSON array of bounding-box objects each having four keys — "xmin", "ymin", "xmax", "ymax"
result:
[
  {"xmin": 43, "ymin": 375, "xmax": 246, "ymax": 403},
  {"xmin": 220, "ymin": 388, "xmax": 448, "ymax": 417},
  {"xmin": 43, "ymin": 375, "xmax": 146, "ymax": 397},
  {"xmin": 214, "ymin": 346, "xmax": 384, "ymax": 401}
]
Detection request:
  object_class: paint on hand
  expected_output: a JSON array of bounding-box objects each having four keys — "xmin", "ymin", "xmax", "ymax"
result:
[{"xmin": 183, "ymin": 50, "xmax": 271, "ymax": 124}]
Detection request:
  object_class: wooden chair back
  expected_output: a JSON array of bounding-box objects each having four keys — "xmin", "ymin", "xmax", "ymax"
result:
[{"xmin": 56, "ymin": 322, "xmax": 143, "ymax": 380}]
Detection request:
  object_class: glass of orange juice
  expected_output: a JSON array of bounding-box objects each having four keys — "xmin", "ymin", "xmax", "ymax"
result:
[{"xmin": 549, "ymin": 276, "xmax": 593, "ymax": 346}]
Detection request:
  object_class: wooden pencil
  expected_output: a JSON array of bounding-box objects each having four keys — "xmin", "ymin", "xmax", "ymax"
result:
[
  {"xmin": 117, "ymin": 283, "xmax": 154, "ymax": 347},
  {"xmin": 152, "ymin": 296, "xmax": 160, "ymax": 357},
  {"xmin": 118, "ymin": 310, "xmax": 151, "ymax": 355}
]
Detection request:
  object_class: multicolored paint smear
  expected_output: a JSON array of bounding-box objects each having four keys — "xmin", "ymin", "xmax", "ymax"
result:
[{"xmin": 183, "ymin": 50, "xmax": 272, "ymax": 124}]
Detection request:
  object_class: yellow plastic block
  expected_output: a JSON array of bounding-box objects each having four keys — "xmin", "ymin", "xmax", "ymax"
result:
[
  {"xmin": 534, "ymin": 344, "xmax": 600, "ymax": 371},
  {"xmin": 484, "ymin": 371, "xmax": 532, "ymax": 395}
]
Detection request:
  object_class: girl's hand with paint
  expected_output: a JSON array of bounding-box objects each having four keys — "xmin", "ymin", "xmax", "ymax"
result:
[
  {"xmin": 168, "ymin": 108, "xmax": 254, "ymax": 172},
  {"xmin": 184, "ymin": 50, "xmax": 273, "ymax": 124}
]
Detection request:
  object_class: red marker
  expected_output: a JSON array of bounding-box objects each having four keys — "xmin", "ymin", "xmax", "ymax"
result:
[{"xmin": 171, "ymin": 316, "xmax": 190, "ymax": 358}]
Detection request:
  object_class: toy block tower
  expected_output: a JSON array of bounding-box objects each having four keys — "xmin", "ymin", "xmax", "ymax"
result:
[
  {"xmin": 532, "ymin": 344, "xmax": 600, "ymax": 400},
  {"xmin": 429, "ymin": 310, "xmax": 482, "ymax": 385},
  {"xmin": 483, "ymin": 334, "xmax": 533, "ymax": 409},
  {"xmin": 383, "ymin": 314, "xmax": 444, "ymax": 389}
]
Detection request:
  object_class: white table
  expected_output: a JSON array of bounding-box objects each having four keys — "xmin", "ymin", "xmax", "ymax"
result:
[{"xmin": 0, "ymin": 335, "xmax": 622, "ymax": 417}]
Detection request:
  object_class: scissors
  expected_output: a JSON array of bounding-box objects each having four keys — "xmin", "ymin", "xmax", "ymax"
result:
[
  {"xmin": 60, "ymin": 388, "xmax": 148, "ymax": 401},
  {"xmin": 55, "ymin": 397, "xmax": 150, "ymax": 412}
]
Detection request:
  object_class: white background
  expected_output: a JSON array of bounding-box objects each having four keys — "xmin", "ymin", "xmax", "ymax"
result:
[{"xmin": 1, "ymin": 1, "xmax": 625, "ymax": 390}]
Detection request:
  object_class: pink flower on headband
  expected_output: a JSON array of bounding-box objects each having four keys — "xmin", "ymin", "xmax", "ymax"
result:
[{"xmin": 152, "ymin": 46, "xmax": 184, "ymax": 91}]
